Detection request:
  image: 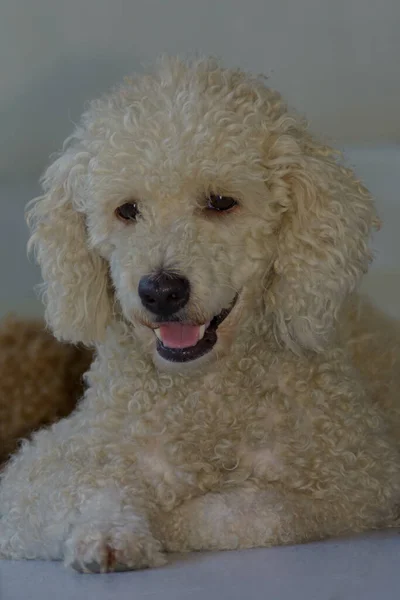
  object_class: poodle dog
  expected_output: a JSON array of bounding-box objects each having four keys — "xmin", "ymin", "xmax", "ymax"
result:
[
  {"xmin": 1, "ymin": 56, "xmax": 400, "ymax": 573},
  {"xmin": 0, "ymin": 316, "xmax": 92, "ymax": 465}
]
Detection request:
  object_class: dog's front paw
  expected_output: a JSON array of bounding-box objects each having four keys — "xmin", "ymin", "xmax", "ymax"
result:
[{"xmin": 64, "ymin": 523, "xmax": 166, "ymax": 573}]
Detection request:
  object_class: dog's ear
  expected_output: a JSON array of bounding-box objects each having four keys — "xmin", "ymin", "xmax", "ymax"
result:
[
  {"xmin": 26, "ymin": 139, "xmax": 112, "ymax": 345},
  {"xmin": 265, "ymin": 128, "xmax": 378, "ymax": 353}
]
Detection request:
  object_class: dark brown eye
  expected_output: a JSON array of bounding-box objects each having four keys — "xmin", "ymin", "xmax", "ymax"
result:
[
  {"xmin": 115, "ymin": 202, "xmax": 139, "ymax": 222},
  {"xmin": 207, "ymin": 194, "xmax": 238, "ymax": 212}
]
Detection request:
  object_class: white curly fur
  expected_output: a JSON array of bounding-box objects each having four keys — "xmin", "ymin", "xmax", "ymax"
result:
[{"xmin": 1, "ymin": 56, "xmax": 400, "ymax": 573}]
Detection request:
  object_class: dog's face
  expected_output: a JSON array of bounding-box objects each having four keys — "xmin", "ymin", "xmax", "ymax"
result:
[
  {"xmin": 85, "ymin": 83, "xmax": 282, "ymax": 369},
  {"xmin": 28, "ymin": 58, "xmax": 376, "ymax": 369}
]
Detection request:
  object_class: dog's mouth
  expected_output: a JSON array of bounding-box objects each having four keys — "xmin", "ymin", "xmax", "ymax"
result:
[{"xmin": 152, "ymin": 295, "xmax": 238, "ymax": 363}]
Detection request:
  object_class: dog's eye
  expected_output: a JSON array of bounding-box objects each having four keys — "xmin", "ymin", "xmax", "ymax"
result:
[
  {"xmin": 207, "ymin": 194, "xmax": 238, "ymax": 212},
  {"xmin": 115, "ymin": 202, "xmax": 139, "ymax": 222}
]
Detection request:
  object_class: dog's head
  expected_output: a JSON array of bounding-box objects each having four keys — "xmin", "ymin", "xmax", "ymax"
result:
[{"xmin": 27, "ymin": 57, "xmax": 378, "ymax": 370}]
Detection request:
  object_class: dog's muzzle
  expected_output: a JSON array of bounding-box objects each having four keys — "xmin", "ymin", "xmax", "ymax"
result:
[{"xmin": 152, "ymin": 294, "xmax": 239, "ymax": 363}]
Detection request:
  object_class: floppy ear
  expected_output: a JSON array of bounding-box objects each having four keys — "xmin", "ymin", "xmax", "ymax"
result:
[
  {"xmin": 265, "ymin": 129, "xmax": 379, "ymax": 353},
  {"xmin": 26, "ymin": 140, "xmax": 112, "ymax": 345}
]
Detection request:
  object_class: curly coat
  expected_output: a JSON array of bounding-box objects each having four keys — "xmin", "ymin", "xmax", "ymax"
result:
[{"xmin": 1, "ymin": 57, "xmax": 399, "ymax": 573}]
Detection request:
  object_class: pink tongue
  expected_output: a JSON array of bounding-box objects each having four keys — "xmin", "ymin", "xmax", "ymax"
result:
[{"xmin": 159, "ymin": 323, "xmax": 200, "ymax": 349}]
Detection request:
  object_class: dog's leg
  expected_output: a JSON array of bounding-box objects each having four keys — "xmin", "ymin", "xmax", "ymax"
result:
[
  {"xmin": 0, "ymin": 417, "xmax": 165, "ymax": 573},
  {"xmin": 62, "ymin": 485, "xmax": 166, "ymax": 573},
  {"xmin": 159, "ymin": 484, "xmax": 396, "ymax": 553}
]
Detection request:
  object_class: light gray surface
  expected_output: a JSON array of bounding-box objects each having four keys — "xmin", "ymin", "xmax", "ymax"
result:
[
  {"xmin": 2, "ymin": 0, "xmax": 400, "ymax": 180},
  {"xmin": 1, "ymin": 530, "xmax": 400, "ymax": 600}
]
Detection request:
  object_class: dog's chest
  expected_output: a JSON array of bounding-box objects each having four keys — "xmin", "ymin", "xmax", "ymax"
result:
[{"xmin": 126, "ymin": 370, "xmax": 284, "ymax": 503}]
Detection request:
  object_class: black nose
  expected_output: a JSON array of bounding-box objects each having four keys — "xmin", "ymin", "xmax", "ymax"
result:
[{"xmin": 138, "ymin": 272, "xmax": 190, "ymax": 316}]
